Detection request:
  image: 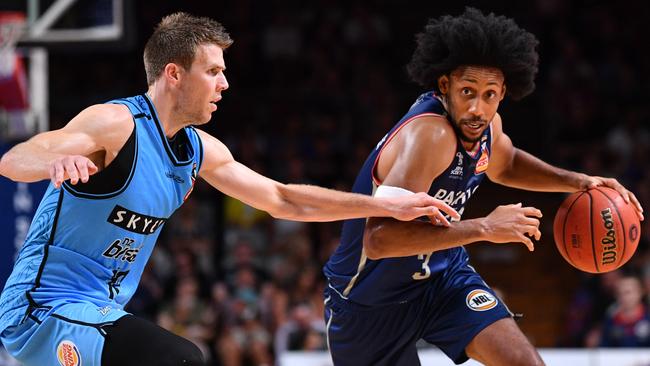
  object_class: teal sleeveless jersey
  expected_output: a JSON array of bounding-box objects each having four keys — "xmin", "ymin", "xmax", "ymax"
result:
[{"xmin": 0, "ymin": 94, "xmax": 203, "ymax": 333}]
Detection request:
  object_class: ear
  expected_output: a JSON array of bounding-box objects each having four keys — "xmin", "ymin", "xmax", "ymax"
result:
[
  {"xmin": 163, "ymin": 63, "xmax": 182, "ymax": 85},
  {"xmin": 438, "ymin": 75, "xmax": 450, "ymax": 95},
  {"xmin": 499, "ymin": 84, "xmax": 507, "ymax": 101}
]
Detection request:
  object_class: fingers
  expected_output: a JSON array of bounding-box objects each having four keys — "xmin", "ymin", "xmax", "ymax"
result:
[
  {"xmin": 522, "ymin": 224, "xmax": 542, "ymax": 241},
  {"xmin": 518, "ymin": 233, "xmax": 535, "ymax": 252},
  {"xmin": 430, "ymin": 208, "xmax": 450, "ymax": 227},
  {"xmin": 77, "ymin": 159, "xmax": 98, "ymax": 183},
  {"xmin": 521, "ymin": 206, "xmax": 543, "ymax": 218},
  {"xmin": 432, "ymin": 200, "xmax": 460, "ymax": 221},
  {"xmin": 65, "ymin": 159, "xmax": 79, "ymax": 185},
  {"xmin": 50, "ymin": 160, "xmax": 65, "ymax": 189},
  {"xmin": 628, "ymin": 192, "xmax": 644, "ymax": 221},
  {"xmin": 49, "ymin": 156, "xmax": 97, "ymax": 188}
]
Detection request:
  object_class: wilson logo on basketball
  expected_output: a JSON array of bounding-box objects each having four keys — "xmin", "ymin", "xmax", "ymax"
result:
[
  {"xmin": 56, "ymin": 340, "xmax": 81, "ymax": 366},
  {"xmin": 630, "ymin": 224, "xmax": 639, "ymax": 242},
  {"xmin": 600, "ymin": 208, "xmax": 617, "ymax": 265},
  {"xmin": 465, "ymin": 289, "xmax": 498, "ymax": 311}
]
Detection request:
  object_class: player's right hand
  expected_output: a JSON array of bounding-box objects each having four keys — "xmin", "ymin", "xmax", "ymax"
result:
[
  {"xmin": 483, "ymin": 203, "xmax": 542, "ymax": 251},
  {"xmin": 49, "ymin": 155, "xmax": 98, "ymax": 188}
]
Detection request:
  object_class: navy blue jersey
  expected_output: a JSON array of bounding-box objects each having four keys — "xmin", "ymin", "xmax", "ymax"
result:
[
  {"xmin": 0, "ymin": 94, "xmax": 203, "ymax": 333},
  {"xmin": 324, "ymin": 92, "xmax": 492, "ymax": 306}
]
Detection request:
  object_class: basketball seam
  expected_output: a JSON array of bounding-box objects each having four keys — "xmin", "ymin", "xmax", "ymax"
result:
[
  {"xmin": 562, "ymin": 191, "xmax": 586, "ymax": 269},
  {"xmin": 587, "ymin": 191, "xmax": 600, "ymax": 273},
  {"xmin": 594, "ymin": 187, "xmax": 627, "ymax": 269}
]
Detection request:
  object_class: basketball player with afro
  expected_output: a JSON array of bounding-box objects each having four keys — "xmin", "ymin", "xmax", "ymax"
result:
[{"xmin": 323, "ymin": 7, "xmax": 644, "ymax": 366}]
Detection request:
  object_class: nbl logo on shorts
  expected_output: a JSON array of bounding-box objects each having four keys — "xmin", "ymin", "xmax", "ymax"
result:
[
  {"xmin": 56, "ymin": 340, "xmax": 81, "ymax": 366},
  {"xmin": 465, "ymin": 289, "xmax": 498, "ymax": 311}
]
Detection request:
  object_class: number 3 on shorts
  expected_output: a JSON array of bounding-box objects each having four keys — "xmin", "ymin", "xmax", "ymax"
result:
[{"xmin": 412, "ymin": 252, "xmax": 432, "ymax": 280}]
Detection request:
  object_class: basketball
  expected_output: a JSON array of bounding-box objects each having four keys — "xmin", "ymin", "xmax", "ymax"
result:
[{"xmin": 553, "ymin": 187, "xmax": 641, "ymax": 273}]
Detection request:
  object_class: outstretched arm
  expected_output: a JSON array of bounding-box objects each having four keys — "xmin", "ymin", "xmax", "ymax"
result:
[
  {"xmin": 196, "ymin": 130, "xmax": 457, "ymax": 222},
  {"xmin": 0, "ymin": 104, "xmax": 133, "ymax": 188},
  {"xmin": 487, "ymin": 114, "xmax": 643, "ymax": 220}
]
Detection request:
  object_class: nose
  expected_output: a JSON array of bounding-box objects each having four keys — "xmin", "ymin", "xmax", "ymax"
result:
[
  {"xmin": 217, "ymin": 72, "xmax": 229, "ymax": 91},
  {"xmin": 467, "ymin": 98, "xmax": 485, "ymax": 119}
]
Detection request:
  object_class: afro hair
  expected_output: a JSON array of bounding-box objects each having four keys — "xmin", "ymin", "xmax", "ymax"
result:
[{"xmin": 407, "ymin": 7, "xmax": 539, "ymax": 101}]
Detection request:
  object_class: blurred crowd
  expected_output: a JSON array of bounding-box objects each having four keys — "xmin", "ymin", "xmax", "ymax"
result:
[{"xmin": 3, "ymin": 0, "xmax": 650, "ymax": 364}]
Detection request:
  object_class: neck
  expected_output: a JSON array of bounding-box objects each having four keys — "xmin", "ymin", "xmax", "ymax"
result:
[{"xmin": 147, "ymin": 84, "xmax": 185, "ymax": 138}]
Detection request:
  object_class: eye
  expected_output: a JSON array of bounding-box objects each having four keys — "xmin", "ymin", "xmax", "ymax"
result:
[
  {"xmin": 486, "ymin": 90, "xmax": 497, "ymax": 98},
  {"xmin": 461, "ymin": 88, "xmax": 472, "ymax": 96}
]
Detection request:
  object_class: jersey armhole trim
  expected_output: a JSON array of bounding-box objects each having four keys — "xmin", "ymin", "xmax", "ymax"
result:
[
  {"xmin": 371, "ymin": 113, "xmax": 444, "ymax": 186},
  {"xmin": 62, "ymin": 121, "xmax": 138, "ymax": 200}
]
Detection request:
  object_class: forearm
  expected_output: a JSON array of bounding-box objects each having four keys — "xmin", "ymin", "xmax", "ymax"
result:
[
  {"xmin": 0, "ymin": 143, "xmax": 60, "ymax": 182},
  {"xmin": 494, "ymin": 148, "xmax": 586, "ymax": 192},
  {"xmin": 275, "ymin": 183, "xmax": 392, "ymax": 222},
  {"xmin": 365, "ymin": 217, "xmax": 486, "ymax": 259}
]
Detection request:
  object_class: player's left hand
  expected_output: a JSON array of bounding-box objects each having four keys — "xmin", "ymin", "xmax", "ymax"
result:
[{"xmin": 581, "ymin": 175, "xmax": 644, "ymax": 221}]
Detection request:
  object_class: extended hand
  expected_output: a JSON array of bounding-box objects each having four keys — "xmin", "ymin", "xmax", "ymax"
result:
[
  {"xmin": 49, "ymin": 155, "xmax": 98, "ymax": 189},
  {"xmin": 384, "ymin": 192, "xmax": 460, "ymax": 225},
  {"xmin": 483, "ymin": 203, "xmax": 542, "ymax": 251},
  {"xmin": 580, "ymin": 175, "xmax": 644, "ymax": 221}
]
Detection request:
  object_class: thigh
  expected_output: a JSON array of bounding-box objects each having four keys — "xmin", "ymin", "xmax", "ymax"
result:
[
  {"xmin": 101, "ymin": 315, "xmax": 205, "ymax": 366},
  {"xmin": 465, "ymin": 317, "xmax": 544, "ymax": 366},
  {"xmin": 325, "ymin": 295, "xmax": 420, "ymax": 366},
  {"xmin": 422, "ymin": 270, "xmax": 511, "ymax": 364},
  {"xmin": 1, "ymin": 307, "xmax": 115, "ymax": 366}
]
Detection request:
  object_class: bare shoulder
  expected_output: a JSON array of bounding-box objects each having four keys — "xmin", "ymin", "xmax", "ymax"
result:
[
  {"xmin": 377, "ymin": 114, "xmax": 456, "ymax": 186},
  {"xmin": 71, "ymin": 104, "xmax": 133, "ymax": 131},
  {"xmin": 398, "ymin": 115, "xmax": 456, "ymax": 155}
]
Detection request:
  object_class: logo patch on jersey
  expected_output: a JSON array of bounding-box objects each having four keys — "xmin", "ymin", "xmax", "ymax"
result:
[
  {"xmin": 97, "ymin": 306, "xmax": 112, "ymax": 316},
  {"xmin": 165, "ymin": 171, "xmax": 185, "ymax": 183},
  {"xmin": 466, "ymin": 289, "xmax": 498, "ymax": 311},
  {"xmin": 475, "ymin": 143, "xmax": 489, "ymax": 174},
  {"xmin": 449, "ymin": 152, "xmax": 464, "ymax": 179},
  {"xmin": 56, "ymin": 340, "xmax": 81, "ymax": 366},
  {"xmin": 102, "ymin": 237, "xmax": 141, "ymax": 263},
  {"xmin": 107, "ymin": 205, "xmax": 167, "ymax": 235}
]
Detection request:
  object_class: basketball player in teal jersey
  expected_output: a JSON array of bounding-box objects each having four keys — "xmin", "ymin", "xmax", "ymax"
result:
[
  {"xmin": 323, "ymin": 8, "xmax": 644, "ymax": 366},
  {"xmin": 0, "ymin": 13, "xmax": 458, "ymax": 366}
]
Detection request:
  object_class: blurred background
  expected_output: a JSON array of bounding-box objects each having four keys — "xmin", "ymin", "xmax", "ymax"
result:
[{"xmin": 0, "ymin": 0, "xmax": 649, "ymax": 365}]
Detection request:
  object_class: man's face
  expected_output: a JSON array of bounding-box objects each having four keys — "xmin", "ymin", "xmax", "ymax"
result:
[
  {"xmin": 439, "ymin": 66, "xmax": 505, "ymax": 144},
  {"xmin": 177, "ymin": 43, "xmax": 229, "ymax": 124}
]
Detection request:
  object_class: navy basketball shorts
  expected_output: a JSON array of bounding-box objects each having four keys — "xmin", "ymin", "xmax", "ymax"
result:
[{"xmin": 324, "ymin": 264, "xmax": 511, "ymax": 366}]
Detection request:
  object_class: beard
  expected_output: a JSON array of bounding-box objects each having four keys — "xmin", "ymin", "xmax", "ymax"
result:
[{"xmin": 445, "ymin": 97, "xmax": 488, "ymax": 144}]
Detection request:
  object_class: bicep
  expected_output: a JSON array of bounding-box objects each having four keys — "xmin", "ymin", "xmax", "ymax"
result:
[
  {"xmin": 197, "ymin": 130, "xmax": 284, "ymax": 212},
  {"xmin": 28, "ymin": 104, "xmax": 130, "ymax": 156},
  {"xmin": 380, "ymin": 120, "xmax": 455, "ymax": 193}
]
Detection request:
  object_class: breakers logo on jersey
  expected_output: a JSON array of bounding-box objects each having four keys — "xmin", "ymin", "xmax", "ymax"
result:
[
  {"xmin": 475, "ymin": 142, "xmax": 489, "ymax": 174},
  {"xmin": 466, "ymin": 289, "xmax": 498, "ymax": 311},
  {"xmin": 107, "ymin": 205, "xmax": 167, "ymax": 235},
  {"xmin": 103, "ymin": 237, "xmax": 141, "ymax": 263},
  {"xmin": 56, "ymin": 340, "xmax": 81, "ymax": 366}
]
